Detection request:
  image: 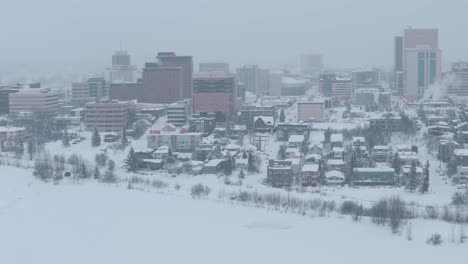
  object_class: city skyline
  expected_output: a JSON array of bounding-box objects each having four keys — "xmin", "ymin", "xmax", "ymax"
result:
[{"xmin": 1, "ymin": 0, "xmax": 468, "ymax": 70}]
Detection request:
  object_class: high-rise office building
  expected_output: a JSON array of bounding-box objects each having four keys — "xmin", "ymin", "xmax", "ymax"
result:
[
  {"xmin": 402, "ymin": 28, "xmax": 441, "ymax": 101},
  {"xmin": 192, "ymin": 74, "xmax": 237, "ymax": 122},
  {"xmin": 71, "ymin": 77, "xmax": 107, "ymax": 106},
  {"xmin": 300, "ymin": 54, "xmax": 323, "ymax": 75},
  {"xmin": 199, "ymin": 62, "xmax": 230, "ymax": 74},
  {"xmin": 157, "ymin": 52, "xmax": 193, "ymax": 100},
  {"xmin": 449, "ymin": 62, "xmax": 468, "ymax": 96},
  {"xmin": 394, "ymin": 36, "xmax": 404, "ymax": 95},
  {"xmin": 142, "ymin": 61, "xmax": 183, "ymax": 104},
  {"xmin": 9, "ymin": 88, "xmax": 59, "ymax": 117},
  {"xmin": 0, "ymin": 87, "xmax": 19, "ymax": 115},
  {"xmin": 237, "ymin": 65, "xmax": 260, "ymax": 94},
  {"xmin": 105, "ymin": 50, "xmax": 138, "ymax": 84},
  {"xmin": 319, "ymin": 73, "xmax": 336, "ymax": 97}
]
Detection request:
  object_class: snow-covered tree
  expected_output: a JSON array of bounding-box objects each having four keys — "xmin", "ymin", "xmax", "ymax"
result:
[
  {"xmin": 224, "ymin": 152, "xmax": 233, "ymax": 176},
  {"xmin": 406, "ymin": 160, "xmax": 419, "ymax": 192},
  {"xmin": 324, "ymin": 128, "xmax": 332, "ymax": 143},
  {"xmin": 392, "ymin": 152, "xmax": 401, "ymax": 176},
  {"xmin": 125, "ymin": 147, "xmax": 138, "ymax": 172},
  {"xmin": 91, "ymin": 127, "xmax": 101, "ymax": 147},
  {"xmin": 33, "ymin": 154, "xmax": 54, "ymax": 181},
  {"xmin": 80, "ymin": 162, "xmax": 89, "ymax": 178},
  {"xmin": 238, "ymin": 168, "xmax": 246, "ymax": 179},
  {"xmin": 15, "ymin": 139, "xmax": 24, "ymax": 158},
  {"xmin": 94, "ymin": 165, "xmax": 100, "ymax": 179},
  {"xmin": 420, "ymin": 161, "xmax": 430, "ymax": 194},
  {"xmin": 27, "ymin": 139, "xmax": 36, "ymax": 161},
  {"xmin": 247, "ymin": 152, "xmax": 259, "ymax": 173},
  {"xmin": 121, "ymin": 128, "xmax": 129, "ymax": 147},
  {"xmin": 280, "ymin": 108, "xmax": 285, "ymax": 123}
]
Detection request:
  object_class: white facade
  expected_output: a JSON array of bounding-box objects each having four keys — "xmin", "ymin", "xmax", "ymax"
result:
[{"xmin": 9, "ymin": 89, "xmax": 59, "ymax": 116}]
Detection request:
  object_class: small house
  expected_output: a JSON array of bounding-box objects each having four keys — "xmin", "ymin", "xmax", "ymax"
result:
[
  {"xmin": 353, "ymin": 167, "xmax": 396, "ymax": 185},
  {"xmin": 204, "ymin": 159, "xmax": 225, "ymax": 174},
  {"xmin": 267, "ymin": 159, "xmax": 293, "ymax": 188},
  {"xmin": 301, "ymin": 164, "xmax": 319, "ymax": 186},
  {"xmin": 327, "ymin": 159, "xmax": 345, "ymax": 172},
  {"xmin": 325, "ymin": 170, "xmax": 345, "ymax": 186},
  {"xmin": 253, "ymin": 116, "xmax": 274, "ymax": 133},
  {"xmin": 372, "ymin": 145, "xmax": 390, "ymax": 163}
]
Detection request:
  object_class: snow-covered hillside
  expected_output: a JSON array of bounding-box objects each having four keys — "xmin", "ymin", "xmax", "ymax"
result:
[{"xmin": 0, "ymin": 167, "xmax": 466, "ymax": 264}]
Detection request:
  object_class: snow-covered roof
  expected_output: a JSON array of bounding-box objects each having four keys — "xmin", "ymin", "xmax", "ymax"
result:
[
  {"xmin": 373, "ymin": 145, "xmax": 389, "ymax": 150},
  {"xmin": 225, "ymin": 144, "xmax": 241, "ymax": 151},
  {"xmin": 332, "ymin": 147, "xmax": 344, "ymax": 153},
  {"xmin": 353, "ymin": 137, "xmax": 365, "ymax": 143},
  {"xmin": 285, "ymin": 148, "xmax": 300, "ymax": 156},
  {"xmin": 327, "ymin": 159, "xmax": 345, "ymax": 165},
  {"xmin": 305, "ymin": 153, "xmax": 321, "ymax": 161},
  {"xmin": 302, "ymin": 164, "xmax": 319, "ymax": 172},
  {"xmin": 354, "ymin": 167, "xmax": 395, "ymax": 173},
  {"xmin": 0, "ymin": 126, "xmax": 25, "ymax": 132},
  {"xmin": 454, "ymin": 149, "xmax": 468, "ymax": 157},
  {"xmin": 325, "ymin": 170, "xmax": 345, "ymax": 179},
  {"xmin": 205, "ymin": 159, "xmax": 224, "ymax": 167},
  {"xmin": 254, "ymin": 116, "xmax": 274, "ymax": 125},
  {"xmin": 243, "ymin": 144, "xmax": 257, "ymax": 152},
  {"xmin": 288, "ymin": 135, "xmax": 305, "ymax": 143},
  {"xmin": 141, "ymin": 159, "xmax": 163, "ymax": 164},
  {"xmin": 330, "ymin": 134, "xmax": 343, "ymax": 142}
]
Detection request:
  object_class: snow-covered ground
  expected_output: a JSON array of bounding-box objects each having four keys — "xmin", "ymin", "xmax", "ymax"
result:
[{"xmin": 0, "ymin": 167, "xmax": 466, "ymax": 264}]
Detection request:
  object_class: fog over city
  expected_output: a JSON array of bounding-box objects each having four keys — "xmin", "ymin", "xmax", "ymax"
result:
[
  {"xmin": 2, "ymin": 1, "xmax": 468, "ymax": 264},
  {"xmin": 2, "ymin": 0, "xmax": 468, "ymax": 69}
]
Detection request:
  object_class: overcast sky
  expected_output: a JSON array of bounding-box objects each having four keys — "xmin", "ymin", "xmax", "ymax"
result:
[{"xmin": 2, "ymin": 0, "xmax": 468, "ymax": 71}]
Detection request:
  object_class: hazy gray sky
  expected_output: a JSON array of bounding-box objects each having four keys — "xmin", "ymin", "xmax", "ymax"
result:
[{"xmin": 2, "ymin": 0, "xmax": 468, "ymax": 70}]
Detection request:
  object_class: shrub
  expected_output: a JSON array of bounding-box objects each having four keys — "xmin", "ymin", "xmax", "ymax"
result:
[
  {"xmin": 426, "ymin": 233, "xmax": 443, "ymax": 245},
  {"xmin": 191, "ymin": 184, "xmax": 211, "ymax": 198}
]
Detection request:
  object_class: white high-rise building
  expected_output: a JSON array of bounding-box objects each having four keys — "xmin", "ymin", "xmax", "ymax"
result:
[
  {"xmin": 402, "ymin": 28, "xmax": 442, "ymax": 101},
  {"xmin": 105, "ymin": 50, "xmax": 138, "ymax": 83}
]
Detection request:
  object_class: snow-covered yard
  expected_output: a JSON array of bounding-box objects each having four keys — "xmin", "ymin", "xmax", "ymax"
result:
[{"xmin": 0, "ymin": 167, "xmax": 466, "ymax": 264}]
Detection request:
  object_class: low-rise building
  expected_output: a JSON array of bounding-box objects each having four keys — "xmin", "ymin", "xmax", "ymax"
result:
[
  {"xmin": 372, "ymin": 145, "xmax": 390, "ymax": 163},
  {"xmin": 368, "ymin": 112, "xmax": 402, "ymax": 132},
  {"xmin": 353, "ymin": 167, "xmax": 396, "ymax": 185},
  {"xmin": 327, "ymin": 159, "xmax": 345, "ymax": 172},
  {"xmin": 85, "ymin": 100, "xmax": 133, "ymax": 132},
  {"xmin": 203, "ymin": 159, "xmax": 225, "ymax": 174},
  {"xmin": 253, "ymin": 116, "xmax": 274, "ymax": 133},
  {"xmin": 288, "ymin": 134, "xmax": 305, "ymax": 148},
  {"xmin": 456, "ymin": 166, "xmax": 468, "ymax": 185},
  {"xmin": 276, "ymin": 123, "xmax": 310, "ymax": 141},
  {"xmin": 325, "ymin": 170, "xmax": 345, "ymax": 186},
  {"xmin": 9, "ymin": 88, "xmax": 59, "ymax": 117},
  {"xmin": 167, "ymin": 99, "xmax": 192, "ymax": 127},
  {"xmin": 267, "ymin": 159, "xmax": 293, "ymax": 188},
  {"xmin": 330, "ymin": 134, "xmax": 343, "ymax": 148},
  {"xmin": 454, "ymin": 149, "xmax": 468, "ymax": 167},
  {"xmin": 301, "ymin": 164, "xmax": 319, "ymax": 186},
  {"xmin": 147, "ymin": 126, "xmax": 203, "ymax": 152},
  {"xmin": 438, "ymin": 140, "xmax": 459, "ymax": 162},
  {"xmin": 297, "ymin": 98, "xmax": 331, "ymax": 122}
]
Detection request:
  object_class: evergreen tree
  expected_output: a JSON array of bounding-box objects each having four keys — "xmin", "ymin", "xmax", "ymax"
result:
[
  {"xmin": 15, "ymin": 139, "xmax": 24, "ymax": 158},
  {"xmin": 27, "ymin": 139, "xmax": 36, "ymax": 161},
  {"xmin": 318, "ymin": 159, "xmax": 326, "ymax": 185},
  {"xmin": 62, "ymin": 130, "xmax": 70, "ymax": 147},
  {"xmin": 247, "ymin": 152, "xmax": 258, "ymax": 173},
  {"xmin": 224, "ymin": 152, "xmax": 233, "ymax": 176},
  {"xmin": 406, "ymin": 160, "xmax": 419, "ymax": 192},
  {"xmin": 279, "ymin": 108, "xmax": 285, "ymax": 123},
  {"xmin": 94, "ymin": 165, "xmax": 100, "ymax": 179},
  {"xmin": 278, "ymin": 144, "xmax": 287, "ymax": 160},
  {"xmin": 125, "ymin": 147, "xmax": 138, "ymax": 172},
  {"xmin": 324, "ymin": 128, "xmax": 332, "ymax": 143},
  {"xmin": 242, "ymin": 150, "xmax": 247, "ymax": 159},
  {"xmin": 420, "ymin": 161, "xmax": 430, "ymax": 194},
  {"xmin": 447, "ymin": 156, "xmax": 458, "ymax": 177},
  {"xmin": 80, "ymin": 162, "xmax": 89, "ymax": 178},
  {"xmin": 121, "ymin": 128, "xmax": 129, "ymax": 147},
  {"xmin": 392, "ymin": 153, "xmax": 401, "ymax": 176},
  {"xmin": 91, "ymin": 127, "xmax": 101, "ymax": 147},
  {"xmin": 225, "ymin": 121, "xmax": 231, "ymax": 137},
  {"xmin": 238, "ymin": 168, "xmax": 246, "ymax": 179}
]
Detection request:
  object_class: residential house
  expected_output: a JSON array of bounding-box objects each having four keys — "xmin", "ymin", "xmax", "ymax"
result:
[
  {"xmin": 253, "ymin": 116, "xmax": 274, "ymax": 133},
  {"xmin": 353, "ymin": 167, "xmax": 396, "ymax": 185},
  {"xmin": 325, "ymin": 170, "xmax": 345, "ymax": 186},
  {"xmin": 301, "ymin": 164, "xmax": 319, "ymax": 186}
]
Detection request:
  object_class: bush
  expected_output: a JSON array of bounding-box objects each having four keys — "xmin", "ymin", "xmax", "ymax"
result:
[
  {"xmin": 340, "ymin": 200, "xmax": 359, "ymax": 215},
  {"xmin": 426, "ymin": 233, "xmax": 443, "ymax": 245},
  {"xmin": 370, "ymin": 197, "xmax": 408, "ymax": 233},
  {"xmin": 451, "ymin": 192, "xmax": 468, "ymax": 206},
  {"xmin": 95, "ymin": 153, "xmax": 108, "ymax": 167},
  {"xmin": 152, "ymin": 180, "xmax": 168, "ymax": 189},
  {"xmin": 424, "ymin": 206, "xmax": 439, "ymax": 220},
  {"xmin": 191, "ymin": 184, "xmax": 211, "ymax": 198}
]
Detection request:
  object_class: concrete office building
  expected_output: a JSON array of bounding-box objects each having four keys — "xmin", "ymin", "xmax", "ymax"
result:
[
  {"xmin": 105, "ymin": 50, "xmax": 138, "ymax": 84},
  {"xmin": 0, "ymin": 87, "xmax": 19, "ymax": 115},
  {"xmin": 300, "ymin": 54, "xmax": 323, "ymax": 75},
  {"xmin": 192, "ymin": 74, "xmax": 237, "ymax": 122},
  {"xmin": 142, "ymin": 61, "xmax": 183, "ymax": 104},
  {"xmin": 72, "ymin": 77, "xmax": 107, "ymax": 105},
  {"xmin": 297, "ymin": 98, "xmax": 331, "ymax": 122},
  {"xmin": 199, "ymin": 62, "xmax": 230, "ymax": 74},
  {"xmin": 402, "ymin": 28, "xmax": 442, "ymax": 101},
  {"xmin": 157, "ymin": 52, "xmax": 193, "ymax": 100},
  {"xmin": 237, "ymin": 65, "xmax": 260, "ymax": 94},
  {"xmin": 166, "ymin": 99, "xmax": 192, "ymax": 127},
  {"xmin": 85, "ymin": 100, "xmax": 133, "ymax": 132},
  {"xmin": 449, "ymin": 62, "xmax": 468, "ymax": 96},
  {"xmin": 331, "ymin": 76, "xmax": 352, "ymax": 100},
  {"xmin": 269, "ymin": 72, "xmax": 283, "ymax": 96},
  {"xmin": 9, "ymin": 88, "xmax": 60, "ymax": 117}
]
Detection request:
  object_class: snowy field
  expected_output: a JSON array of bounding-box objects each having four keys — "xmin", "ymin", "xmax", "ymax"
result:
[{"xmin": 0, "ymin": 167, "xmax": 467, "ymax": 264}]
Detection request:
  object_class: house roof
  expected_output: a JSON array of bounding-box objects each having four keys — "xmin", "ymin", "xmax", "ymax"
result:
[
  {"xmin": 326, "ymin": 170, "xmax": 345, "ymax": 179},
  {"xmin": 330, "ymin": 134, "xmax": 343, "ymax": 142},
  {"xmin": 302, "ymin": 164, "xmax": 319, "ymax": 172},
  {"xmin": 327, "ymin": 159, "xmax": 345, "ymax": 165},
  {"xmin": 354, "ymin": 167, "xmax": 395, "ymax": 173},
  {"xmin": 454, "ymin": 149, "xmax": 468, "ymax": 157},
  {"xmin": 254, "ymin": 116, "xmax": 274, "ymax": 125},
  {"xmin": 289, "ymin": 135, "xmax": 305, "ymax": 143}
]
